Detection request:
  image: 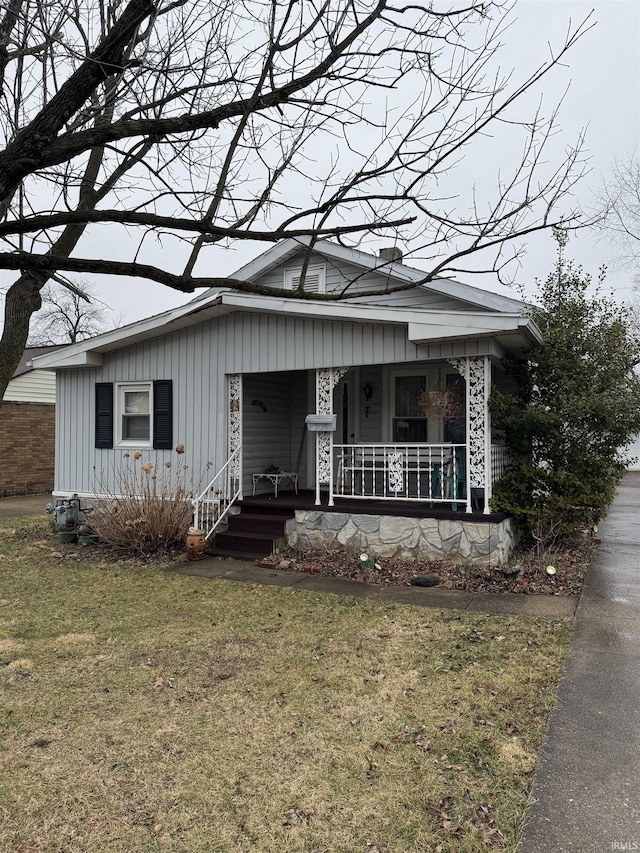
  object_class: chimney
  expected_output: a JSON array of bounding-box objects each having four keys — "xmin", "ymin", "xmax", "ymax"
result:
[{"xmin": 378, "ymin": 246, "xmax": 403, "ymax": 264}]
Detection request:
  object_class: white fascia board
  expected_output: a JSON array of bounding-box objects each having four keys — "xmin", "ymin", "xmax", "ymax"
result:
[
  {"xmin": 32, "ymin": 295, "xmax": 226, "ymax": 369},
  {"xmin": 219, "ymin": 290, "xmax": 529, "ymax": 329},
  {"xmin": 408, "ymin": 315, "xmax": 542, "ymax": 347}
]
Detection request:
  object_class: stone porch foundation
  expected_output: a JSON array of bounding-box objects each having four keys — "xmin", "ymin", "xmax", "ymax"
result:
[{"xmin": 283, "ymin": 510, "xmax": 517, "ymax": 565}]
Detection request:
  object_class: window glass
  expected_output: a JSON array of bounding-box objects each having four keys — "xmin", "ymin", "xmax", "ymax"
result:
[
  {"xmin": 124, "ymin": 390, "xmax": 149, "ymax": 414},
  {"xmin": 444, "ymin": 417, "xmax": 465, "ymax": 443},
  {"xmin": 445, "ymin": 373, "xmax": 465, "ymax": 416},
  {"xmin": 394, "ymin": 376, "xmax": 428, "ymax": 441},
  {"xmin": 395, "ymin": 375, "xmax": 425, "ymax": 417},
  {"xmin": 393, "ymin": 418, "xmax": 428, "ymax": 442},
  {"xmin": 121, "ymin": 387, "xmax": 150, "ymax": 442}
]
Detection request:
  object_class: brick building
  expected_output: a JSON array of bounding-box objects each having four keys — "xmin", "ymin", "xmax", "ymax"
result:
[{"xmin": 0, "ymin": 346, "xmax": 64, "ymax": 497}]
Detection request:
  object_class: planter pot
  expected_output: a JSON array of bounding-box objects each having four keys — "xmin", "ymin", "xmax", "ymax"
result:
[
  {"xmin": 59, "ymin": 531, "xmax": 78, "ymax": 544},
  {"xmin": 78, "ymin": 534, "xmax": 99, "ymax": 546},
  {"xmin": 186, "ymin": 529, "xmax": 206, "ymax": 561}
]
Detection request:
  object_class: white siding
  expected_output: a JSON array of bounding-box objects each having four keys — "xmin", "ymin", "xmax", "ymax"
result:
[
  {"xmin": 359, "ymin": 365, "xmax": 383, "ymax": 443},
  {"xmin": 243, "ymin": 372, "xmax": 294, "ymax": 495},
  {"xmin": 254, "ymin": 250, "xmax": 469, "ymax": 309},
  {"xmin": 54, "ymin": 310, "xmax": 495, "ymax": 495},
  {"xmin": 627, "ymin": 434, "xmax": 640, "ymax": 470},
  {"xmin": 4, "ymin": 370, "xmax": 56, "ymax": 404}
]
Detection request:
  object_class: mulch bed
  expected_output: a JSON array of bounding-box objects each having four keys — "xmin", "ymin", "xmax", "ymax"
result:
[
  {"xmin": 10, "ymin": 520, "xmax": 593, "ymax": 596},
  {"xmin": 261, "ymin": 539, "xmax": 594, "ymax": 596}
]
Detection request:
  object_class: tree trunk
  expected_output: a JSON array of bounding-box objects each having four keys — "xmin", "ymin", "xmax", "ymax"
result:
[{"xmin": 0, "ymin": 272, "xmax": 44, "ymax": 402}]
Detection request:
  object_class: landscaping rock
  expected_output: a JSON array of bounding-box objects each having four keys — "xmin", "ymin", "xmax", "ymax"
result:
[{"xmin": 410, "ymin": 574, "xmax": 439, "ymax": 587}]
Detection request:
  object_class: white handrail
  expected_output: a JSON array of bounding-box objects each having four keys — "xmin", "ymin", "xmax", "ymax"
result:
[
  {"xmin": 192, "ymin": 446, "xmax": 242, "ymax": 540},
  {"xmin": 332, "ymin": 443, "xmax": 469, "ymax": 511}
]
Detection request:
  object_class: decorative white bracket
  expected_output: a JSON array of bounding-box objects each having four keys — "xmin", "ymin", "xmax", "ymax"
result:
[
  {"xmin": 448, "ymin": 356, "xmax": 491, "ymax": 513},
  {"xmin": 228, "ymin": 373, "xmax": 242, "ymax": 495},
  {"xmin": 315, "ymin": 367, "xmax": 347, "ymax": 505}
]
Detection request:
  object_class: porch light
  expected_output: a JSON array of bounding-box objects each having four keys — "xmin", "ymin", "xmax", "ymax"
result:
[{"xmin": 363, "ymin": 382, "xmax": 373, "ymax": 401}]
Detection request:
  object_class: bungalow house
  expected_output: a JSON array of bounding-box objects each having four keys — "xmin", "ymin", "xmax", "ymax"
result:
[
  {"xmin": 1, "ymin": 345, "xmax": 65, "ymax": 496},
  {"xmin": 32, "ymin": 240, "xmax": 542, "ymax": 564}
]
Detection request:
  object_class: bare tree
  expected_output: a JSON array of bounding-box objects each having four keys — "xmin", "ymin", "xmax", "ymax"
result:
[
  {"xmin": 28, "ymin": 277, "xmax": 112, "ymax": 344},
  {"xmin": 594, "ymin": 154, "xmax": 640, "ymax": 273},
  {"xmin": 592, "ymin": 154, "xmax": 640, "ymax": 337},
  {"xmin": 0, "ymin": 0, "xmax": 593, "ymax": 399}
]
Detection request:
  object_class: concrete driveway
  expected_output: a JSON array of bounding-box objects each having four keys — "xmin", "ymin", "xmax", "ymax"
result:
[{"xmin": 0, "ymin": 493, "xmax": 52, "ymax": 518}]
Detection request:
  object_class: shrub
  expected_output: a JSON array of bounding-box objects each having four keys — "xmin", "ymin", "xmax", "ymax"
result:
[
  {"xmin": 491, "ymin": 233, "xmax": 640, "ymax": 544},
  {"xmin": 91, "ymin": 449, "xmax": 197, "ymax": 555}
]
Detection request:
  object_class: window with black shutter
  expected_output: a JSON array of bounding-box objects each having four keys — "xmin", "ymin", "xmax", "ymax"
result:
[
  {"xmin": 95, "ymin": 383, "xmax": 114, "ymax": 448},
  {"xmin": 153, "ymin": 380, "xmax": 173, "ymax": 449}
]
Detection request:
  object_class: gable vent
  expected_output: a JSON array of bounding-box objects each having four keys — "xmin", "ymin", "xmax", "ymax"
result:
[{"xmin": 284, "ymin": 264, "xmax": 326, "ymax": 294}]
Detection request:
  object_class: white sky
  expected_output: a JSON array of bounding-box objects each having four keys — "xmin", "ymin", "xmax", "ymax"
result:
[{"xmin": 1, "ymin": 0, "xmax": 639, "ymax": 328}]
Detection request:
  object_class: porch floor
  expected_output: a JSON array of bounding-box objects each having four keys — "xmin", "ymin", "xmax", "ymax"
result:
[{"xmin": 238, "ymin": 489, "xmax": 508, "ymax": 523}]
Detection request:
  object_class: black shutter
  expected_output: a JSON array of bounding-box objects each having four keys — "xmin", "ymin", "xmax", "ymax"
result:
[
  {"xmin": 95, "ymin": 383, "xmax": 114, "ymax": 449},
  {"xmin": 153, "ymin": 380, "xmax": 173, "ymax": 449}
]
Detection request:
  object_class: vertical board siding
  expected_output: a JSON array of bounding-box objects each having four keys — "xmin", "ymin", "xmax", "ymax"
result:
[
  {"xmin": 359, "ymin": 365, "xmax": 383, "ymax": 443},
  {"xmin": 291, "ymin": 371, "xmax": 309, "ymax": 488},
  {"xmin": 253, "ymin": 250, "xmax": 470, "ymax": 310},
  {"xmin": 55, "ymin": 309, "xmax": 494, "ymax": 496},
  {"xmin": 242, "ymin": 372, "xmax": 293, "ymax": 495}
]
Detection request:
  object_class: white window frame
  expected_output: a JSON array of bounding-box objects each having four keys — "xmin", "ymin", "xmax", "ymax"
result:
[
  {"xmin": 283, "ymin": 264, "xmax": 326, "ymax": 293},
  {"xmin": 116, "ymin": 382, "xmax": 153, "ymax": 447}
]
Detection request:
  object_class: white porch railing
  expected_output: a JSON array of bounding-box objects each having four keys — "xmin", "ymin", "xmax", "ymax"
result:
[
  {"xmin": 490, "ymin": 444, "xmax": 509, "ymax": 484},
  {"xmin": 332, "ymin": 443, "xmax": 469, "ymax": 510},
  {"xmin": 192, "ymin": 446, "xmax": 242, "ymax": 540}
]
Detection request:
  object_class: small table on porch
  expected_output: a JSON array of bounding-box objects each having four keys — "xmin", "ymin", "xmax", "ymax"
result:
[{"xmin": 252, "ymin": 472, "xmax": 298, "ymax": 498}]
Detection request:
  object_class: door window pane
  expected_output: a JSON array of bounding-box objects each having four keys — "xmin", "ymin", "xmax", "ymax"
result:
[
  {"xmin": 393, "ymin": 418, "xmax": 428, "ymax": 442},
  {"xmin": 395, "ymin": 376, "xmax": 426, "ymax": 417},
  {"xmin": 394, "ymin": 376, "xmax": 427, "ymax": 441}
]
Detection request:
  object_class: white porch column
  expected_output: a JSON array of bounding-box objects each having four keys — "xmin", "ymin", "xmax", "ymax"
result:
[
  {"xmin": 315, "ymin": 367, "xmax": 347, "ymax": 506},
  {"xmin": 228, "ymin": 373, "xmax": 243, "ymax": 499},
  {"xmin": 448, "ymin": 356, "xmax": 491, "ymax": 513}
]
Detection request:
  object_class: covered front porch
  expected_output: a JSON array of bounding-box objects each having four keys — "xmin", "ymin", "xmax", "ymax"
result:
[
  {"xmin": 237, "ymin": 355, "xmax": 508, "ymax": 515},
  {"xmin": 193, "ymin": 353, "xmax": 512, "ymax": 558}
]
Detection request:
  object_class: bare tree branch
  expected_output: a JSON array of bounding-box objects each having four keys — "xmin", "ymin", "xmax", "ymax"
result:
[{"xmin": 0, "ymin": 0, "xmax": 594, "ymax": 399}]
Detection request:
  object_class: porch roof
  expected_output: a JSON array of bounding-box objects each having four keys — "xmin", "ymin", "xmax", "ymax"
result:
[{"xmin": 32, "ymin": 289, "xmax": 543, "ymax": 371}]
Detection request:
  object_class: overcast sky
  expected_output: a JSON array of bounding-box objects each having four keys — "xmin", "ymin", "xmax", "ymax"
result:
[{"xmin": 1, "ymin": 0, "xmax": 638, "ymax": 330}]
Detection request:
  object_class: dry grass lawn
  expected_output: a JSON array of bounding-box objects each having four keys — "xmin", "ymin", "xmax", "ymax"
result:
[{"xmin": 0, "ymin": 518, "xmax": 572, "ymax": 852}]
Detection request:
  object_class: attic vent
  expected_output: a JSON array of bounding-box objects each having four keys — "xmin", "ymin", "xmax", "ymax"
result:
[{"xmin": 284, "ymin": 264, "xmax": 326, "ymax": 294}]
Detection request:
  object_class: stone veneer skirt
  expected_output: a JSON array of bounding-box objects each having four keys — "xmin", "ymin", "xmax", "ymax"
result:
[{"xmin": 282, "ymin": 510, "xmax": 516, "ymax": 565}]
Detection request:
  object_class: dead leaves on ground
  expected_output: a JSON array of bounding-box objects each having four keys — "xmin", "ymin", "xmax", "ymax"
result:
[{"xmin": 425, "ymin": 796, "xmax": 505, "ymax": 849}]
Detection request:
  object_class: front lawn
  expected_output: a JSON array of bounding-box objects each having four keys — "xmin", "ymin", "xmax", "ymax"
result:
[{"xmin": 0, "ymin": 517, "xmax": 571, "ymax": 852}]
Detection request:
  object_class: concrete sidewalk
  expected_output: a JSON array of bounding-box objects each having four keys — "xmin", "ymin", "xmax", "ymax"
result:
[
  {"xmin": 172, "ymin": 555, "xmax": 577, "ymax": 620},
  {"xmin": 519, "ymin": 472, "xmax": 640, "ymax": 852}
]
